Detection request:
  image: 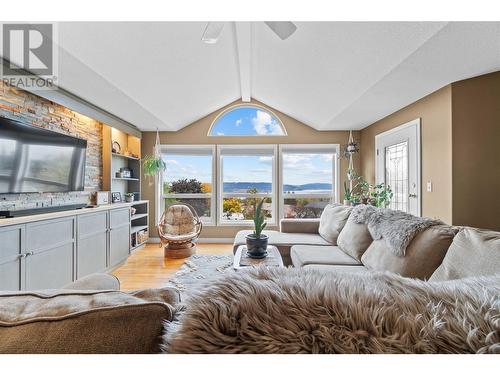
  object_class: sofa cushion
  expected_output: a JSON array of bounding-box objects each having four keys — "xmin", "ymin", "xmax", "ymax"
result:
[
  {"xmin": 361, "ymin": 225, "xmax": 457, "ymax": 280},
  {"xmin": 430, "ymin": 227, "xmax": 500, "ymax": 281},
  {"xmin": 318, "ymin": 204, "xmax": 352, "ymax": 245},
  {"xmin": 337, "ymin": 215, "xmax": 373, "ymax": 261},
  {"xmin": 0, "ymin": 287, "xmax": 179, "ymax": 354},
  {"xmin": 291, "ymin": 245, "xmax": 362, "ymax": 267},
  {"xmin": 303, "ymin": 264, "xmax": 368, "ymax": 273},
  {"xmin": 233, "ymin": 230, "xmax": 331, "ymax": 266}
]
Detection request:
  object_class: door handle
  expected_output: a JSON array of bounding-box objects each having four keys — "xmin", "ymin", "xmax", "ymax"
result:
[
  {"xmin": 409, "ymin": 193, "xmax": 417, "ymax": 198},
  {"xmin": 18, "ymin": 253, "xmax": 27, "ymax": 259}
]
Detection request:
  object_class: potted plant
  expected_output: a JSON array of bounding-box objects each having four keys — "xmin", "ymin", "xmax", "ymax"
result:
[
  {"xmin": 245, "ymin": 198, "xmax": 268, "ymax": 258},
  {"xmin": 369, "ymin": 183, "xmax": 393, "ymax": 208},
  {"xmin": 343, "ymin": 181, "xmax": 352, "ymax": 206},
  {"xmin": 124, "ymin": 193, "xmax": 134, "ymax": 203},
  {"xmin": 143, "ymin": 130, "xmax": 166, "ymax": 183}
]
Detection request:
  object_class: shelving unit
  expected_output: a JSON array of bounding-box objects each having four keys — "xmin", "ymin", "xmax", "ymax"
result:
[
  {"xmin": 102, "ymin": 126, "xmax": 149, "ymax": 252},
  {"xmin": 103, "ymin": 125, "xmax": 142, "ymax": 200},
  {"xmin": 130, "ymin": 200, "xmax": 149, "ymax": 251}
]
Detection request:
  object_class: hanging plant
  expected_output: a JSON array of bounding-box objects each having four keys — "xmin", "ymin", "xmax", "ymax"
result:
[{"xmin": 143, "ymin": 130, "xmax": 166, "ymax": 180}]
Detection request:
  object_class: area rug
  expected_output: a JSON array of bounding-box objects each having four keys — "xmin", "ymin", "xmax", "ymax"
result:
[{"xmin": 166, "ymin": 254, "xmax": 234, "ymax": 297}]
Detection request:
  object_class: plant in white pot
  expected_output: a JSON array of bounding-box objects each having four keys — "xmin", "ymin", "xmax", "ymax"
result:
[{"xmin": 245, "ymin": 199, "xmax": 268, "ymax": 258}]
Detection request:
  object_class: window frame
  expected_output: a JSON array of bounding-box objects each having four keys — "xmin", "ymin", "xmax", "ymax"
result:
[
  {"xmin": 158, "ymin": 144, "xmax": 217, "ymax": 226},
  {"xmin": 207, "ymin": 104, "xmax": 287, "ymax": 137},
  {"xmin": 217, "ymin": 144, "xmax": 278, "ymax": 226},
  {"xmin": 279, "ymin": 144, "xmax": 340, "ymax": 219}
]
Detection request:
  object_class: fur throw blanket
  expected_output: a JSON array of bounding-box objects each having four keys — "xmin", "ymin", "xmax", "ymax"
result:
[
  {"xmin": 163, "ymin": 267, "xmax": 500, "ymax": 354},
  {"xmin": 351, "ymin": 205, "xmax": 444, "ymax": 256}
]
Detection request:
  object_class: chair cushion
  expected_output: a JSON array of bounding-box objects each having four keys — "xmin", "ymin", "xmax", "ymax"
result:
[
  {"xmin": 0, "ymin": 287, "xmax": 179, "ymax": 354},
  {"xmin": 337, "ymin": 215, "xmax": 373, "ymax": 261},
  {"xmin": 318, "ymin": 204, "xmax": 352, "ymax": 245},
  {"xmin": 361, "ymin": 225, "xmax": 457, "ymax": 280},
  {"xmin": 430, "ymin": 227, "xmax": 500, "ymax": 281},
  {"xmin": 303, "ymin": 264, "xmax": 368, "ymax": 273},
  {"xmin": 163, "ymin": 205, "xmax": 195, "ymax": 235},
  {"xmin": 291, "ymin": 245, "xmax": 362, "ymax": 267}
]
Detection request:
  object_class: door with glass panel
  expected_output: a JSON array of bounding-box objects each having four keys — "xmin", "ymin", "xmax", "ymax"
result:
[{"xmin": 375, "ymin": 119, "xmax": 421, "ymax": 216}]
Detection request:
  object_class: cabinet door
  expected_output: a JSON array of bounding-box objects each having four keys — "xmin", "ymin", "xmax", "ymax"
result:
[
  {"xmin": 109, "ymin": 225, "xmax": 130, "ymax": 267},
  {"xmin": 0, "ymin": 225, "xmax": 25, "ymax": 291},
  {"xmin": 77, "ymin": 211, "xmax": 108, "ymax": 278},
  {"xmin": 25, "ymin": 217, "xmax": 76, "ymax": 290}
]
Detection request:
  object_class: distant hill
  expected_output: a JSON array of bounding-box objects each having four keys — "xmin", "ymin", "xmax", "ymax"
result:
[{"xmin": 223, "ymin": 182, "xmax": 332, "ymax": 193}]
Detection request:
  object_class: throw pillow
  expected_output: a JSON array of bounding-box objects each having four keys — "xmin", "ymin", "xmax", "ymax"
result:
[
  {"xmin": 361, "ymin": 225, "xmax": 457, "ymax": 280},
  {"xmin": 429, "ymin": 227, "xmax": 500, "ymax": 281},
  {"xmin": 318, "ymin": 204, "xmax": 352, "ymax": 245},
  {"xmin": 337, "ymin": 214, "xmax": 373, "ymax": 260}
]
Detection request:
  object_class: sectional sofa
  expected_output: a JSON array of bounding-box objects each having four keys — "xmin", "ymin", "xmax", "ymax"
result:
[{"xmin": 233, "ymin": 204, "xmax": 500, "ymax": 281}]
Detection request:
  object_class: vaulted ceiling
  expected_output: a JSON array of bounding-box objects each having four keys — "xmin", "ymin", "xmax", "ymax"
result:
[{"xmin": 51, "ymin": 22, "xmax": 500, "ymax": 131}]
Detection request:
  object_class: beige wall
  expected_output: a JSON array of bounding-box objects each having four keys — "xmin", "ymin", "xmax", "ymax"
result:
[
  {"xmin": 360, "ymin": 86, "xmax": 453, "ymax": 223},
  {"xmin": 451, "ymin": 71, "xmax": 500, "ymax": 231},
  {"xmin": 142, "ymin": 99, "xmax": 360, "ymax": 238}
]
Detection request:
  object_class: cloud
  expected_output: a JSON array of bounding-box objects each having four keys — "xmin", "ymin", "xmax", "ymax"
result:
[
  {"xmin": 164, "ymin": 159, "xmax": 179, "ymax": 165},
  {"xmin": 217, "ymin": 132, "xmax": 225, "ymax": 136},
  {"xmin": 320, "ymin": 154, "xmax": 333, "ymax": 162},
  {"xmin": 249, "ymin": 168, "xmax": 271, "ymax": 174},
  {"xmin": 259, "ymin": 156, "xmax": 273, "ymax": 164},
  {"xmin": 235, "ymin": 119, "xmax": 242, "ymax": 127},
  {"xmin": 251, "ymin": 110, "xmax": 284, "ymax": 135}
]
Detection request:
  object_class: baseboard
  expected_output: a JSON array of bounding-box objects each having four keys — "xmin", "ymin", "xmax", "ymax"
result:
[{"xmin": 148, "ymin": 237, "xmax": 233, "ymax": 244}]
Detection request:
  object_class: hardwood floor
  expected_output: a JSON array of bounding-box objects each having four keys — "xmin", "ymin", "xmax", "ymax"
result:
[{"xmin": 111, "ymin": 243, "xmax": 233, "ymax": 291}]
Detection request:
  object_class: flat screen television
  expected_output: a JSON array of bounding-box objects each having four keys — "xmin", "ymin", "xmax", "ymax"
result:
[{"xmin": 0, "ymin": 117, "xmax": 87, "ymax": 194}]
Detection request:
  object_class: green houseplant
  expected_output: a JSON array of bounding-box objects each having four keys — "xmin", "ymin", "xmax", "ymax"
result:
[
  {"xmin": 245, "ymin": 198, "xmax": 268, "ymax": 258},
  {"xmin": 143, "ymin": 130, "xmax": 166, "ymax": 183},
  {"xmin": 343, "ymin": 181, "xmax": 353, "ymax": 206},
  {"xmin": 369, "ymin": 183, "xmax": 393, "ymax": 208},
  {"xmin": 124, "ymin": 192, "xmax": 135, "ymax": 203}
]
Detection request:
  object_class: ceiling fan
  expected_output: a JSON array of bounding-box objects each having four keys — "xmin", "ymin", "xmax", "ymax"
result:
[{"xmin": 201, "ymin": 21, "xmax": 297, "ymax": 44}]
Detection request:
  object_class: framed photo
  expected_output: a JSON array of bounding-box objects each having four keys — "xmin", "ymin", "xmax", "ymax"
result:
[{"xmin": 111, "ymin": 192, "xmax": 122, "ymax": 203}]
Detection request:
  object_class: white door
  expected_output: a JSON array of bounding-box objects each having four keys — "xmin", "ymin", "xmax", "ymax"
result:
[{"xmin": 375, "ymin": 118, "xmax": 421, "ymax": 216}]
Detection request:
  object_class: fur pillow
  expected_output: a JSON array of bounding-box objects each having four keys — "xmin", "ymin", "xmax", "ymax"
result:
[
  {"xmin": 318, "ymin": 204, "xmax": 352, "ymax": 245},
  {"xmin": 163, "ymin": 267, "xmax": 500, "ymax": 354}
]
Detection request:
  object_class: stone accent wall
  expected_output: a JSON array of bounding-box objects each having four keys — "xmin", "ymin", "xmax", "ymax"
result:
[{"xmin": 0, "ymin": 82, "xmax": 104, "ymax": 211}]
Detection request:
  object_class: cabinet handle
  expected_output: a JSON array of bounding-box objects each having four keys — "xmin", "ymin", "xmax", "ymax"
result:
[
  {"xmin": 26, "ymin": 251, "xmax": 34, "ymax": 257},
  {"xmin": 18, "ymin": 253, "xmax": 27, "ymax": 259}
]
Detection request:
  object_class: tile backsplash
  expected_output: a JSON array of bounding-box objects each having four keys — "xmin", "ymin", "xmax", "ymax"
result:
[{"xmin": 0, "ymin": 82, "xmax": 104, "ymax": 211}]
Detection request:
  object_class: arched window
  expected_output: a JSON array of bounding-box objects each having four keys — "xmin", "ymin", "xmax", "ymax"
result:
[{"xmin": 208, "ymin": 105, "xmax": 286, "ymax": 136}]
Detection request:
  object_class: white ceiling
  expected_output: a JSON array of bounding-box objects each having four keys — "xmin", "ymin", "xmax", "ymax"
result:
[{"xmin": 50, "ymin": 22, "xmax": 500, "ymax": 131}]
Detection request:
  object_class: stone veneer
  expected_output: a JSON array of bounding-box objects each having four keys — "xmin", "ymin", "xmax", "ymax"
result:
[{"xmin": 0, "ymin": 82, "xmax": 104, "ymax": 212}]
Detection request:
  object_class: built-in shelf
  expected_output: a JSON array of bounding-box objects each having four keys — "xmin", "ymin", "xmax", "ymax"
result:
[
  {"xmin": 131, "ymin": 201, "xmax": 148, "ymax": 206},
  {"xmin": 131, "ymin": 213, "xmax": 148, "ymax": 220},
  {"xmin": 112, "ymin": 153, "xmax": 140, "ymax": 161},
  {"xmin": 131, "ymin": 241, "xmax": 148, "ymax": 251},
  {"xmin": 131, "ymin": 225, "xmax": 148, "ymax": 234},
  {"xmin": 112, "ymin": 177, "xmax": 140, "ymax": 181}
]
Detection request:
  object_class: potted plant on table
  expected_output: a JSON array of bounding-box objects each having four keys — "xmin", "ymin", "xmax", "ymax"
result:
[
  {"xmin": 245, "ymin": 198, "xmax": 268, "ymax": 258},
  {"xmin": 343, "ymin": 181, "xmax": 353, "ymax": 206}
]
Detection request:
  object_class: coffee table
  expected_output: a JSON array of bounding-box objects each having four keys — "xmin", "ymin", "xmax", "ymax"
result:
[{"xmin": 233, "ymin": 245, "xmax": 284, "ymax": 270}]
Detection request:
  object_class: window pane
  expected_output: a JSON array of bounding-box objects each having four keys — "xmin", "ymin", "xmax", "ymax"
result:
[
  {"xmin": 282, "ymin": 153, "xmax": 333, "ymax": 194},
  {"xmin": 164, "ymin": 197, "xmax": 211, "ymax": 219},
  {"xmin": 385, "ymin": 142, "xmax": 408, "ymax": 212},
  {"xmin": 222, "ymin": 155, "xmax": 273, "ymax": 194},
  {"xmin": 210, "ymin": 106, "xmax": 285, "ymax": 136},
  {"xmin": 222, "ymin": 197, "xmax": 272, "ymax": 221},
  {"xmin": 284, "ymin": 197, "xmax": 331, "ymax": 218},
  {"xmin": 162, "ymin": 154, "xmax": 212, "ymax": 194}
]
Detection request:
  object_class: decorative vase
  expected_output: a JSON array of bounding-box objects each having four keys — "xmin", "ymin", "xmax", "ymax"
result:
[
  {"xmin": 343, "ymin": 199, "xmax": 351, "ymax": 206},
  {"xmin": 245, "ymin": 234, "xmax": 269, "ymax": 258}
]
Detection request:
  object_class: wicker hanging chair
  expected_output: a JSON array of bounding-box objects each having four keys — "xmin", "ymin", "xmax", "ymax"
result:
[{"xmin": 157, "ymin": 203, "xmax": 203, "ymax": 259}]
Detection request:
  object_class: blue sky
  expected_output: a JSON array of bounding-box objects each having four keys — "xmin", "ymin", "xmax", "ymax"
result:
[
  {"xmin": 163, "ymin": 153, "xmax": 333, "ymax": 185},
  {"xmin": 210, "ymin": 107, "xmax": 285, "ymax": 136}
]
